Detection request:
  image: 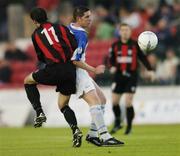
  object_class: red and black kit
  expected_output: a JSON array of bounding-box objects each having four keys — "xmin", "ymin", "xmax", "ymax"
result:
[
  {"xmin": 31, "ymin": 22, "xmax": 77, "ymax": 94},
  {"xmin": 109, "ymin": 39, "xmax": 152, "ymax": 93},
  {"xmin": 32, "ymin": 22, "xmax": 77, "ymax": 64}
]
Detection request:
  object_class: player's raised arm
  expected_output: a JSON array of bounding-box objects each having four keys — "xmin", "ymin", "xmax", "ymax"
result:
[
  {"xmin": 137, "ymin": 45, "xmax": 153, "ymax": 71},
  {"xmin": 137, "ymin": 46, "xmax": 156, "ymax": 81}
]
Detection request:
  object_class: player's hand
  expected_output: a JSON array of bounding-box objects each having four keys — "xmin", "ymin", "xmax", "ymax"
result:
[
  {"xmin": 94, "ymin": 65, "xmax": 105, "ymax": 74},
  {"xmin": 109, "ymin": 66, "xmax": 117, "ymax": 74},
  {"xmin": 146, "ymin": 71, "xmax": 156, "ymax": 82}
]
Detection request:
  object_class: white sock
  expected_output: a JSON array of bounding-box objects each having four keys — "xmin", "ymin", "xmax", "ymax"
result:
[
  {"xmin": 88, "ymin": 122, "xmax": 98, "ymax": 137},
  {"xmin": 101, "ymin": 104, "xmax": 105, "ymax": 114},
  {"xmin": 88, "ymin": 104, "xmax": 105, "ymax": 138},
  {"xmin": 90, "ymin": 105, "xmax": 112, "ymax": 141}
]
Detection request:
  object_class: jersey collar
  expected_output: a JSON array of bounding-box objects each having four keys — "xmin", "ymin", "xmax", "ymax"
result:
[{"xmin": 70, "ymin": 23, "xmax": 86, "ymax": 32}]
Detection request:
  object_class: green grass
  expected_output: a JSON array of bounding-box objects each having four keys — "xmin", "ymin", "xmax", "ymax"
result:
[{"xmin": 0, "ymin": 125, "xmax": 180, "ymax": 156}]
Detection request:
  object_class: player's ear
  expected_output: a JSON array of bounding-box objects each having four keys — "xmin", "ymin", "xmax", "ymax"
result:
[
  {"xmin": 32, "ymin": 20, "xmax": 37, "ymax": 24},
  {"xmin": 76, "ymin": 16, "xmax": 81, "ymax": 22}
]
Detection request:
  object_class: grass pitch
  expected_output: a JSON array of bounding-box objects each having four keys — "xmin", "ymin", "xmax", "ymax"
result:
[{"xmin": 0, "ymin": 125, "xmax": 180, "ymax": 156}]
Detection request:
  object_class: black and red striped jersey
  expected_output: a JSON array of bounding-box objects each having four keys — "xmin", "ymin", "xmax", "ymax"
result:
[
  {"xmin": 31, "ymin": 22, "xmax": 77, "ymax": 64},
  {"xmin": 109, "ymin": 39, "xmax": 152, "ymax": 73}
]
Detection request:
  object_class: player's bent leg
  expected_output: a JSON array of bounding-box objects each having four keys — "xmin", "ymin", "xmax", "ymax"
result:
[
  {"xmin": 24, "ymin": 73, "xmax": 37, "ymax": 84},
  {"xmin": 92, "ymin": 80, "xmax": 106, "ymax": 104},
  {"xmin": 124, "ymin": 93, "xmax": 135, "ymax": 135},
  {"xmin": 24, "ymin": 73, "xmax": 46, "ymax": 128},
  {"xmin": 58, "ymin": 93, "xmax": 83, "ymax": 147},
  {"xmin": 110, "ymin": 93, "xmax": 123, "ymax": 134},
  {"xmin": 82, "ymin": 89, "xmax": 101, "ymax": 106}
]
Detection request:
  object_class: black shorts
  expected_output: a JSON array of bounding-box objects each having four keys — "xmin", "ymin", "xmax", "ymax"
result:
[
  {"xmin": 112, "ymin": 71, "xmax": 138, "ymax": 94},
  {"xmin": 32, "ymin": 62, "xmax": 76, "ymax": 95}
]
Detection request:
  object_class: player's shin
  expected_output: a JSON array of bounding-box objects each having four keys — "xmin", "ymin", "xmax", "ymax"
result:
[
  {"xmin": 60, "ymin": 105, "xmax": 78, "ymax": 134},
  {"xmin": 90, "ymin": 105, "xmax": 112, "ymax": 141},
  {"xmin": 112, "ymin": 104, "xmax": 121, "ymax": 126},
  {"xmin": 24, "ymin": 84, "xmax": 43, "ymax": 116},
  {"xmin": 125, "ymin": 106, "xmax": 135, "ymax": 134},
  {"xmin": 88, "ymin": 104, "xmax": 105, "ymax": 138}
]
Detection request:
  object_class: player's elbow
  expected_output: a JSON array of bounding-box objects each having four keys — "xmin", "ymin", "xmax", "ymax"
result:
[
  {"xmin": 72, "ymin": 60, "xmax": 80, "ymax": 65},
  {"xmin": 72, "ymin": 60, "xmax": 78, "ymax": 65}
]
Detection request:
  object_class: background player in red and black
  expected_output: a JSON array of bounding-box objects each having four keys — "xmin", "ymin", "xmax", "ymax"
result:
[
  {"xmin": 24, "ymin": 7, "xmax": 82, "ymax": 147},
  {"xmin": 109, "ymin": 23, "xmax": 156, "ymax": 135}
]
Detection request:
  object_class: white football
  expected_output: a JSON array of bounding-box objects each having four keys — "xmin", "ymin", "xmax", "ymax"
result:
[{"xmin": 138, "ymin": 31, "xmax": 158, "ymax": 52}]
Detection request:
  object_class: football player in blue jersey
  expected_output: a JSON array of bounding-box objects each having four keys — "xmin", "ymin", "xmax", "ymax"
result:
[{"xmin": 68, "ymin": 6, "xmax": 124, "ymax": 147}]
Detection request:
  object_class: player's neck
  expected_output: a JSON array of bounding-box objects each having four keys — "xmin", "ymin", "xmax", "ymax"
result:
[
  {"xmin": 121, "ymin": 38, "xmax": 128, "ymax": 43},
  {"xmin": 73, "ymin": 22, "xmax": 88, "ymax": 32},
  {"xmin": 74, "ymin": 22, "xmax": 88, "ymax": 29},
  {"xmin": 74, "ymin": 22, "xmax": 83, "ymax": 28}
]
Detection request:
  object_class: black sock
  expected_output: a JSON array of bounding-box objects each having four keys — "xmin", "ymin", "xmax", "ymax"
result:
[
  {"xmin": 126, "ymin": 106, "xmax": 135, "ymax": 128},
  {"xmin": 112, "ymin": 104, "xmax": 121, "ymax": 126},
  {"xmin": 24, "ymin": 84, "xmax": 43, "ymax": 116},
  {"xmin": 61, "ymin": 105, "xmax": 78, "ymax": 134}
]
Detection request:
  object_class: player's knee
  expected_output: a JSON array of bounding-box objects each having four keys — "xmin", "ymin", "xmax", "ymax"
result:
[
  {"xmin": 125, "ymin": 96, "xmax": 133, "ymax": 106},
  {"xmin": 58, "ymin": 101, "xmax": 68, "ymax": 109},
  {"xmin": 112, "ymin": 98, "xmax": 120, "ymax": 106},
  {"xmin": 112, "ymin": 101, "xmax": 119, "ymax": 106},
  {"xmin": 58, "ymin": 95, "xmax": 70, "ymax": 109},
  {"xmin": 24, "ymin": 76, "xmax": 29, "ymax": 84},
  {"xmin": 24, "ymin": 74, "xmax": 36, "ymax": 84}
]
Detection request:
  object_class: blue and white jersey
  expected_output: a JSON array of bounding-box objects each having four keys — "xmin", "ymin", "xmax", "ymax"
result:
[{"xmin": 68, "ymin": 23, "xmax": 88, "ymax": 61}]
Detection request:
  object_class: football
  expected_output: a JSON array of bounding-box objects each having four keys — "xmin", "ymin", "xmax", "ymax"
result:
[{"xmin": 138, "ymin": 31, "xmax": 158, "ymax": 52}]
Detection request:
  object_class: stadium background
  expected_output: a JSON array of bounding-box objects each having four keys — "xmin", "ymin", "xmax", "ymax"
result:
[{"xmin": 0, "ymin": 0, "xmax": 180, "ymax": 155}]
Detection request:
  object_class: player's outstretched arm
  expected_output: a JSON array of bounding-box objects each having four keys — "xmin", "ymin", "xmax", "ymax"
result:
[{"xmin": 72, "ymin": 60, "xmax": 105, "ymax": 74}]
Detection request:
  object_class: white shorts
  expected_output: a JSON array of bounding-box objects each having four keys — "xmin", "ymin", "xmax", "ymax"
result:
[{"xmin": 76, "ymin": 68, "xmax": 95, "ymax": 98}]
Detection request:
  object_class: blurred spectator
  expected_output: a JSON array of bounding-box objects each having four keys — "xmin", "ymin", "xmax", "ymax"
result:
[
  {"xmin": 37, "ymin": 0, "xmax": 60, "ymax": 11},
  {"xmin": 94, "ymin": 6, "xmax": 116, "ymax": 40},
  {"xmin": 93, "ymin": 0, "xmax": 113, "ymax": 9},
  {"xmin": 172, "ymin": 0, "xmax": 180, "ymax": 19},
  {"xmin": 148, "ymin": 1, "xmax": 173, "ymax": 26},
  {"xmin": 119, "ymin": 7, "xmax": 141, "ymax": 29},
  {"xmin": 0, "ymin": 59, "xmax": 12, "ymax": 83},
  {"xmin": 0, "ymin": 0, "xmax": 9, "ymax": 41},
  {"xmin": 156, "ymin": 48, "xmax": 179, "ymax": 84},
  {"xmin": 71, "ymin": 0, "xmax": 88, "ymax": 7},
  {"xmin": 58, "ymin": 2, "xmax": 73, "ymax": 26},
  {"xmin": 173, "ymin": 25, "xmax": 180, "ymax": 50},
  {"xmin": 147, "ymin": 53, "xmax": 158, "ymax": 70},
  {"xmin": 37, "ymin": 0, "xmax": 60, "ymax": 22},
  {"xmin": 155, "ymin": 17, "xmax": 175, "ymax": 58},
  {"xmin": 24, "ymin": 0, "xmax": 36, "ymax": 11},
  {"xmin": 137, "ymin": 0, "xmax": 160, "ymax": 9},
  {"xmin": 4, "ymin": 42, "xmax": 31, "ymax": 62}
]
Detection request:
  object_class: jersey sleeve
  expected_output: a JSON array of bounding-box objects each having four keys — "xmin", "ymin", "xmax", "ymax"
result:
[
  {"xmin": 32, "ymin": 32, "xmax": 45, "ymax": 63},
  {"xmin": 109, "ymin": 44, "xmax": 116, "ymax": 66},
  {"xmin": 71, "ymin": 31, "xmax": 87, "ymax": 61}
]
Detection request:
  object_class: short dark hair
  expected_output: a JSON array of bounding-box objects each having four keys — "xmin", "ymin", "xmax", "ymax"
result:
[
  {"xmin": 73, "ymin": 6, "xmax": 90, "ymax": 21},
  {"xmin": 120, "ymin": 23, "xmax": 131, "ymax": 28},
  {"xmin": 30, "ymin": 7, "xmax": 48, "ymax": 24}
]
